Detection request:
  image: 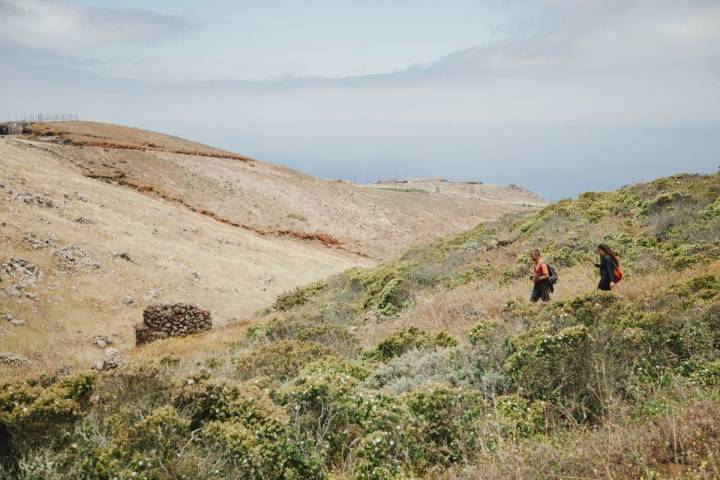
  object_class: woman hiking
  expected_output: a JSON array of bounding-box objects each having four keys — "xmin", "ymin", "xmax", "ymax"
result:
[
  {"xmin": 596, "ymin": 243, "xmax": 621, "ymax": 291},
  {"xmin": 529, "ymin": 248, "xmax": 552, "ymax": 302}
]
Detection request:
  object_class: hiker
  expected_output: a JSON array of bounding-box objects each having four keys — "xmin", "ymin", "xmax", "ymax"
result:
[
  {"xmin": 529, "ymin": 248, "xmax": 552, "ymax": 302},
  {"xmin": 596, "ymin": 243, "xmax": 621, "ymax": 291}
]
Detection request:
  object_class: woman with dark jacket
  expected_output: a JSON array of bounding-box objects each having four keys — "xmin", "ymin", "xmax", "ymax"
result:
[{"xmin": 596, "ymin": 243, "xmax": 620, "ymax": 291}]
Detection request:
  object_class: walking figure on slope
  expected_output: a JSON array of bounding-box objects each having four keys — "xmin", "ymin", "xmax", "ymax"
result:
[
  {"xmin": 529, "ymin": 247, "xmax": 554, "ymax": 302},
  {"xmin": 596, "ymin": 243, "xmax": 622, "ymax": 291}
]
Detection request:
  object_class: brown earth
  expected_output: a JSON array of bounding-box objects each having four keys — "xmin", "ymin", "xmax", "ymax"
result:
[{"xmin": 0, "ymin": 121, "xmax": 543, "ymax": 373}]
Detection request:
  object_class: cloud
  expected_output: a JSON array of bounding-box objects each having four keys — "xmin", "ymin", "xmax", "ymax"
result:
[
  {"xmin": 0, "ymin": 0, "xmax": 192, "ymax": 53},
  {"xmin": 0, "ymin": 0, "xmax": 717, "ymax": 198}
]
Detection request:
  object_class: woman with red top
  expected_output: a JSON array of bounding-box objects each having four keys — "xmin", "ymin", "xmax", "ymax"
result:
[{"xmin": 529, "ymin": 247, "xmax": 552, "ymax": 302}]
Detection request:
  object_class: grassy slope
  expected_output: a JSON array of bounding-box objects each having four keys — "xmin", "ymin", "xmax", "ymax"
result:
[{"xmin": 2, "ymin": 173, "xmax": 720, "ymax": 479}]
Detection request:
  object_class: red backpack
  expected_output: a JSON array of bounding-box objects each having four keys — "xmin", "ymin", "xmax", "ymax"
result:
[{"xmin": 612, "ymin": 261, "xmax": 623, "ymax": 284}]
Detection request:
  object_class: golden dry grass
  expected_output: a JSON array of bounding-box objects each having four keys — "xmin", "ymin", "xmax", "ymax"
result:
[
  {"xmin": 0, "ymin": 138, "xmax": 366, "ymax": 377},
  {"xmin": 23, "ymin": 122, "xmax": 545, "ymax": 260},
  {"xmin": 357, "ymin": 255, "xmax": 720, "ymax": 349}
]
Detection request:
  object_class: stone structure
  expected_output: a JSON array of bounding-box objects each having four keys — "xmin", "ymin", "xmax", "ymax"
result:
[{"xmin": 135, "ymin": 303, "xmax": 212, "ymax": 346}]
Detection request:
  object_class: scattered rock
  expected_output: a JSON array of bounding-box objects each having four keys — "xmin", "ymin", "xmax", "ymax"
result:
[
  {"xmin": 23, "ymin": 232, "xmax": 58, "ymax": 249},
  {"xmin": 75, "ymin": 216, "xmax": 94, "ymax": 224},
  {"xmin": 92, "ymin": 335, "xmax": 111, "ymax": 348},
  {"xmin": 104, "ymin": 347, "xmax": 120, "ymax": 358},
  {"xmin": 144, "ymin": 288, "xmax": 162, "ymax": 301},
  {"xmin": 14, "ymin": 192, "xmax": 55, "ymax": 208},
  {"xmin": 113, "ymin": 252, "xmax": 133, "ymax": 262},
  {"xmin": 75, "ymin": 192, "xmax": 88, "ymax": 202},
  {"xmin": 135, "ymin": 303, "xmax": 212, "ymax": 346},
  {"xmin": 52, "ymin": 245, "xmax": 100, "ymax": 271},
  {"xmin": 93, "ymin": 347, "xmax": 123, "ymax": 371},
  {"xmin": 0, "ymin": 352, "xmax": 30, "ymax": 367},
  {"xmin": 25, "ymin": 292, "xmax": 36, "ymax": 300},
  {"xmin": 3, "ymin": 286, "xmax": 21, "ymax": 298},
  {"xmin": 122, "ymin": 296, "xmax": 135, "ymax": 306},
  {"xmin": 4, "ymin": 313, "xmax": 25, "ymax": 327},
  {"xmin": 1, "ymin": 258, "xmax": 42, "ymax": 291}
]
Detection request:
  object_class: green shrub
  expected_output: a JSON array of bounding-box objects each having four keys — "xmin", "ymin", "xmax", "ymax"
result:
[
  {"xmin": 92, "ymin": 406, "xmax": 192, "ymax": 478},
  {"xmin": 273, "ymin": 281, "xmax": 327, "ymax": 311},
  {"xmin": 362, "ymin": 349, "xmax": 472, "ymax": 394},
  {"xmin": 343, "ymin": 262, "xmax": 413, "ymax": 317},
  {"xmin": 493, "ymin": 394, "xmax": 548, "ymax": 439},
  {"xmin": 266, "ymin": 316, "xmax": 360, "ymax": 356},
  {"xmin": 174, "ymin": 379, "xmax": 286, "ymax": 428},
  {"xmin": 433, "ymin": 332, "xmax": 458, "ymax": 348},
  {"xmin": 0, "ymin": 373, "xmax": 95, "ymax": 451},
  {"xmin": 678, "ymin": 360, "xmax": 720, "ymax": 387},
  {"xmin": 234, "ymin": 340, "xmax": 336, "ymax": 382},
  {"xmin": 361, "ymin": 327, "xmax": 431, "ymax": 362},
  {"xmin": 504, "ymin": 324, "xmax": 601, "ymax": 421},
  {"xmin": 276, "ymin": 359, "xmax": 367, "ymax": 463},
  {"xmin": 467, "ymin": 319, "xmax": 498, "ymax": 347},
  {"xmin": 404, "ymin": 385, "xmax": 485, "ymax": 466},
  {"xmin": 201, "ymin": 420, "xmax": 325, "ymax": 479}
]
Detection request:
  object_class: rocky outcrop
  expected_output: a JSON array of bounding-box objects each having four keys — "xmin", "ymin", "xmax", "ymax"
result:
[
  {"xmin": 135, "ymin": 303, "xmax": 212, "ymax": 346},
  {"xmin": 1, "ymin": 258, "xmax": 42, "ymax": 297}
]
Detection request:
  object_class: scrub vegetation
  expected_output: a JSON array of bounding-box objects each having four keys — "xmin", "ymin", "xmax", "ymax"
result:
[{"xmin": 2, "ymin": 173, "xmax": 720, "ymax": 479}]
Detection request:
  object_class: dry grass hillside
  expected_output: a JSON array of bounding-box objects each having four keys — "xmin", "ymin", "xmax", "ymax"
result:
[
  {"xmin": 24, "ymin": 122, "xmax": 544, "ymax": 259},
  {"xmin": 0, "ymin": 137, "xmax": 366, "ymax": 373},
  {"xmin": 0, "ymin": 122, "xmax": 540, "ymax": 375},
  {"xmin": 2, "ymin": 172, "xmax": 719, "ymax": 479}
]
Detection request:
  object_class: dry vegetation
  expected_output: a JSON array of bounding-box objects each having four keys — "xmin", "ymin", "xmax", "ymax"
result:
[
  {"xmin": 2, "ymin": 168, "xmax": 719, "ymax": 478},
  {"xmin": 0, "ymin": 123, "xmax": 539, "ymax": 373},
  {"xmin": 22, "ymin": 122, "xmax": 544, "ymax": 259},
  {"xmin": 0, "ymin": 137, "xmax": 366, "ymax": 374}
]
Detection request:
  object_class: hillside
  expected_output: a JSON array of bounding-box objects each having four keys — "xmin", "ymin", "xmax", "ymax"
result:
[
  {"xmin": 21, "ymin": 122, "xmax": 544, "ymax": 258},
  {"xmin": 0, "ymin": 123, "xmax": 539, "ymax": 373},
  {"xmin": 2, "ymin": 172, "xmax": 719, "ymax": 479}
]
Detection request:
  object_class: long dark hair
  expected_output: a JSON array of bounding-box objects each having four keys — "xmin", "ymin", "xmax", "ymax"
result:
[{"xmin": 598, "ymin": 243, "xmax": 620, "ymax": 267}]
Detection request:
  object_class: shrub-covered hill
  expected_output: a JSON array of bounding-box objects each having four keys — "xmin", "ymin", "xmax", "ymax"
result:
[{"xmin": 2, "ymin": 173, "xmax": 720, "ymax": 479}]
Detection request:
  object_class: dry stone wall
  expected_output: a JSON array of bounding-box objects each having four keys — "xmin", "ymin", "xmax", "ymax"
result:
[{"xmin": 135, "ymin": 303, "xmax": 212, "ymax": 346}]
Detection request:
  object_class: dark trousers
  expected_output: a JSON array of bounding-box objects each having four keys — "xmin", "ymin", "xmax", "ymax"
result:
[{"xmin": 531, "ymin": 280, "xmax": 551, "ymax": 302}]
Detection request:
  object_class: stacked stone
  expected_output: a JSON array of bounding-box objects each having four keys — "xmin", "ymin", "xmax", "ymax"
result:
[{"xmin": 135, "ymin": 303, "xmax": 212, "ymax": 346}]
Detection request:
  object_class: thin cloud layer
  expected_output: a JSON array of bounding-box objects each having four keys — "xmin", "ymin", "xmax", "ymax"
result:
[
  {"xmin": 0, "ymin": 0, "xmax": 718, "ymax": 198},
  {"xmin": 0, "ymin": 0, "xmax": 191, "ymax": 52}
]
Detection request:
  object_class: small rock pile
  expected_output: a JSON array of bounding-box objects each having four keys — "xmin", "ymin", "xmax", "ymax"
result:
[
  {"xmin": 52, "ymin": 245, "xmax": 100, "ymax": 271},
  {"xmin": 23, "ymin": 232, "xmax": 58, "ymax": 249},
  {"xmin": 1, "ymin": 258, "xmax": 42, "ymax": 296},
  {"xmin": 0, "ymin": 352, "xmax": 30, "ymax": 367},
  {"xmin": 135, "ymin": 303, "xmax": 212, "ymax": 346},
  {"xmin": 14, "ymin": 192, "xmax": 55, "ymax": 208},
  {"xmin": 93, "ymin": 347, "xmax": 123, "ymax": 371}
]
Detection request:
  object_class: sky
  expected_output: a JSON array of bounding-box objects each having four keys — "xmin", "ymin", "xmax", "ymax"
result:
[{"xmin": 1, "ymin": 0, "xmax": 719, "ymax": 199}]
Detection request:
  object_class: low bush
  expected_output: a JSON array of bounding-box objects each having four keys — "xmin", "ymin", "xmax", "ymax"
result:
[
  {"xmin": 361, "ymin": 328, "xmax": 457, "ymax": 362},
  {"xmin": 273, "ymin": 281, "xmax": 327, "ymax": 311},
  {"xmin": 233, "ymin": 340, "xmax": 337, "ymax": 382}
]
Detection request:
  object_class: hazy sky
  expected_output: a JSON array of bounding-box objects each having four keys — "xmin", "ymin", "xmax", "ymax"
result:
[{"xmin": 1, "ymin": 0, "xmax": 719, "ymax": 198}]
